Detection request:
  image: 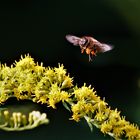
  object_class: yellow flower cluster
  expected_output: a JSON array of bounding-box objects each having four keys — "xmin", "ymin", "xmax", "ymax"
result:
[
  {"xmin": 0, "ymin": 55, "xmax": 140, "ymax": 139},
  {"xmin": 71, "ymin": 85, "xmax": 140, "ymax": 139},
  {"xmin": 0, "ymin": 55, "xmax": 73, "ymax": 104}
]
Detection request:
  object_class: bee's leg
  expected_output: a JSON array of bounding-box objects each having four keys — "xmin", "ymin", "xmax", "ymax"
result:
[
  {"xmin": 80, "ymin": 45, "xmax": 85, "ymax": 53},
  {"xmin": 88, "ymin": 54, "xmax": 93, "ymax": 62},
  {"xmin": 91, "ymin": 50, "xmax": 97, "ymax": 56},
  {"xmin": 81, "ymin": 48, "xmax": 84, "ymax": 53}
]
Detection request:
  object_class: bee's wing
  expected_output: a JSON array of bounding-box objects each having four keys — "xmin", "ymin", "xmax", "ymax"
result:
[
  {"xmin": 65, "ymin": 35, "xmax": 85, "ymax": 46},
  {"xmin": 96, "ymin": 43, "xmax": 114, "ymax": 53},
  {"xmin": 101, "ymin": 44, "xmax": 114, "ymax": 52}
]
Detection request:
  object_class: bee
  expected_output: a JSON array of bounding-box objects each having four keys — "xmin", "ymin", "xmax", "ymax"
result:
[{"xmin": 65, "ymin": 35, "xmax": 113, "ymax": 61}]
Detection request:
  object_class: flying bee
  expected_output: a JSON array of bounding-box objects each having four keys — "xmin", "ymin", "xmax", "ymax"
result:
[{"xmin": 65, "ymin": 35, "xmax": 113, "ymax": 61}]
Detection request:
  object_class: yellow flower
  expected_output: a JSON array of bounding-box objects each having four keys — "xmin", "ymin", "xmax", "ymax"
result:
[
  {"xmin": 93, "ymin": 100, "xmax": 108, "ymax": 113},
  {"xmin": 95, "ymin": 112, "xmax": 107, "ymax": 122},
  {"xmin": 48, "ymin": 99, "xmax": 57, "ymax": 109},
  {"xmin": 73, "ymin": 84, "xmax": 99, "ymax": 102},
  {"xmin": 44, "ymin": 67, "xmax": 55, "ymax": 84},
  {"xmin": 37, "ymin": 96, "xmax": 48, "ymax": 104},
  {"xmin": 60, "ymin": 91, "xmax": 71, "ymax": 102},
  {"xmin": 125, "ymin": 124, "xmax": 140, "ymax": 140},
  {"xmin": 71, "ymin": 113, "xmax": 81, "ymax": 122},
  {"xmin": 15, "ymin": 54, "xmax": 35, "ymax": 70},
  {"xmin": 71, "ymin": 100, "xmax": 95, "ymax": 121},
  {"xmin": 54, "ymin": 64, "xmax": 66, "ymax": 77},
  {"xmin": 61, "ymin": 76, "xmax": 73, "ymax": 89},
  {"xmin": 34, "ymin": 62, "xmax": 44, "ymax": 74},
  {"xmin": 101, "ymin": 121, "xmax": 112, "ymax": 134}
]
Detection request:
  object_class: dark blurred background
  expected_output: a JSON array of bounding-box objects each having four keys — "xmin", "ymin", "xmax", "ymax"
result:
[{"xmin": 0, "ymin": 0, "xmax": 140, "ymax": 139}]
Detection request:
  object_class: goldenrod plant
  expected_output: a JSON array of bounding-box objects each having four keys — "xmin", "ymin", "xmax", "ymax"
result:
[{"xmin": 0, "ymin": 54, "xmax": 140, "ymax": 139}]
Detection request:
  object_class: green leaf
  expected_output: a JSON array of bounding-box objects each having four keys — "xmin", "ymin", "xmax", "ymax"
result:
[
  {"xmin": 87, "ymin": 121, "xmax": 93, "ymax": 132},
  {"xmin": 62, "ymin": 102, "xmax": 71, "ymax": 112}
]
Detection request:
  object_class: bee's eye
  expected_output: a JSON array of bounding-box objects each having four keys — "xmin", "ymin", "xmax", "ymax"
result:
[
  {"xmin": 84, "ymin": 39, "xmax": 88, "ymax": 45},
  {"xmin": 82, "ymin": 38, "xmax": 88, "ymax": 47}
]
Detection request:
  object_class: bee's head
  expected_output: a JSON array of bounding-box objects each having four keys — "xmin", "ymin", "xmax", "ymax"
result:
[{"xmin": 79, "ymin": 37, "xmax": 89, "ymax": 49}]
